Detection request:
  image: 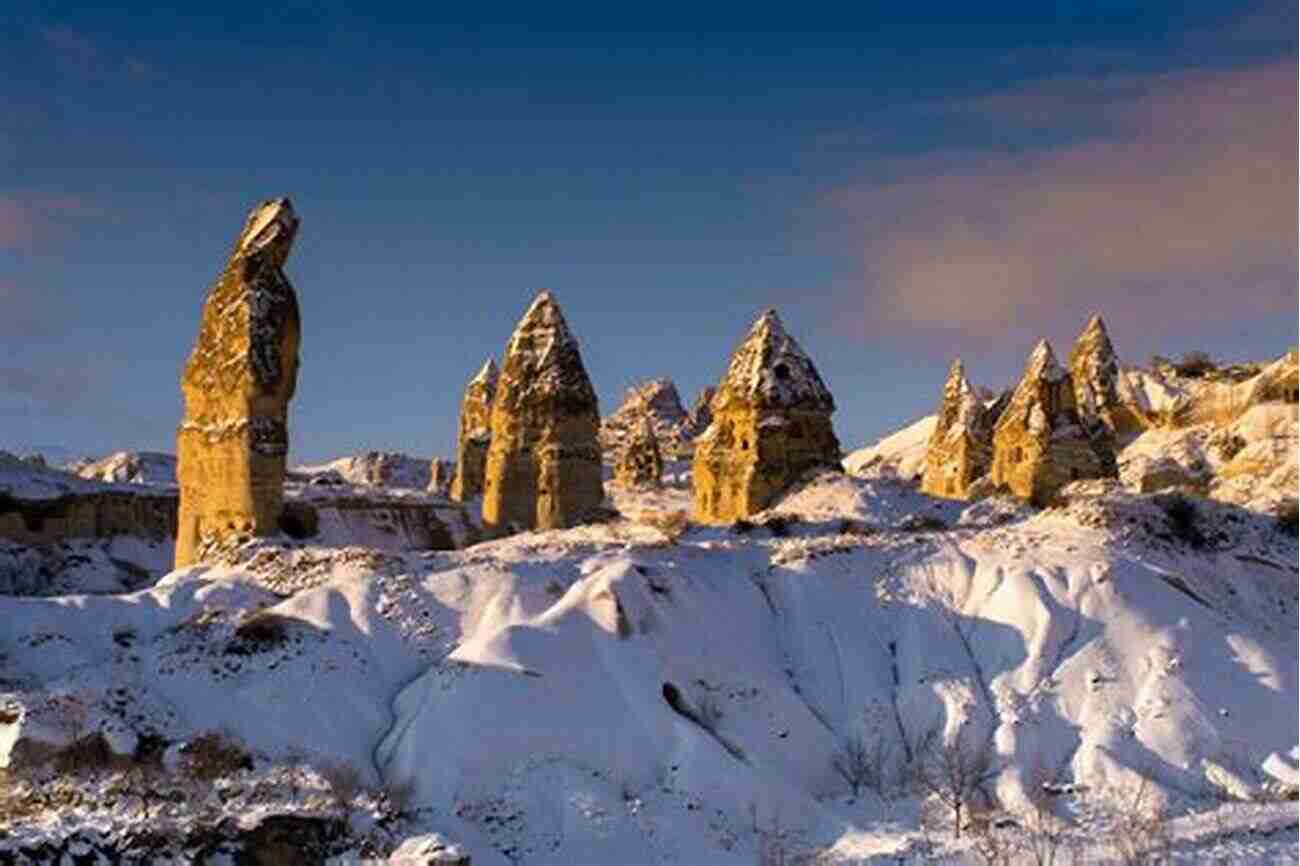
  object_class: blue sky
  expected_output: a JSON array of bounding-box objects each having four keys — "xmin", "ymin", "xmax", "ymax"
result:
[{"xmin": 3, "ymin": 2, "xmax": 1295, "ymax": 462}]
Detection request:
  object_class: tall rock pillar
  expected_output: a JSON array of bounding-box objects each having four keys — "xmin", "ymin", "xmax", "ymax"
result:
[
  {"xmin": 175, "ymin": 198, "xmax": 301, "ymax": 568},
  {"xmin": 449, "ymin": 358, "xmax": 498, "ymax": 501},
  {"xmin": 481, "ymin": 291, "xmax": 603, "ymax": 532},
  {"xmin": 692, "ymin": 309, "xmax": 840, "ymax": 523}
]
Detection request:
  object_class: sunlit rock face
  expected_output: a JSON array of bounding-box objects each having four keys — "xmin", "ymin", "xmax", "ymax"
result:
[
  {"xmin": 920, "ymin": 359, "xmax": 996, "ymax": 500},
  {"xmin": 991, "ymin": 340, "xmax": 1117, "ymax": 506},
  {"xmin": 481, "ymin": 291, "xmax": 603, "ymax": 533},
  {"xmin": 1068, "ymin": 314, "xmax": 1148, "ymax": 440},
  {"xmin": 692, "ymin": 309, "xmax": 840, "ymax": 523},
  {"xmin": 614, "ymin": 414, "xmax": 664, "ymax": 489},
  {"xmin": 175, "ymin": 198, "xmax": 301, "ymax": 568},
  {"xmin": 449, "ymin": 358, "xmax": 498, "ymax": 502}
]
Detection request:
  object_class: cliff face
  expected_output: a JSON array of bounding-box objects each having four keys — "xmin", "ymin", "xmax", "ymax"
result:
[
  {"xmin": 175, "ymin": 198, "xmax": 302, "ymax": 568},
  {"xmin": 692, "ymin": 309, "xmax": 840, "ymax": 523},
  {"xmin": 481, "ymin": 292, "xmax": 604, "ymax": 533}
]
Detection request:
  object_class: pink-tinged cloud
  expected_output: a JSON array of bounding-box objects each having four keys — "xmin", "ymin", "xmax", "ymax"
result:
[
  {"xmin": 0, "ymin": 193, "xmax": 102, "ymax": 251},
  {"xmin": 825, "ymin": 60, "xmax": 1297, "ymax": 346}
]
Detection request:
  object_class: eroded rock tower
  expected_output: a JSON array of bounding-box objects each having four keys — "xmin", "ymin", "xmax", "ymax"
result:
[
  {"xmin": 175, "ymin": 198, "xmax": 301, "ymax": 568},
  {"xmin": 692, "ymin": 309, "xmax": 840, "ymax": 523}
]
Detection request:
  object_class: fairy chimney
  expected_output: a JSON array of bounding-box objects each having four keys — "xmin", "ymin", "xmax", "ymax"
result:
[
  {"xmin": 991, "ymin": 339, "xmax": 1117, "ymax": 506},
  {"xmin": 1068, "ymin": 314, "xmax": 1147, "ymax": 439},
  {"xmin": 615, "ymin": 414, "xmax": 664, "ymax": 488},
  {"xmin": 920, "ymin": 359, "xmax": 996, "ymax": 499},
  {"xmin": 692, "ymin": 309, "xmax": 840, "ymax": 523},
  {"xmin": 175, "ymin": 198, "xmax": 301, "ymax": 568},
  {"xmin": 449, "ymin": 358, "xmax": 498, "ymax": 501},
  {"xmin": 481, "ymin": 291, "xmax": 603, "ymax": 532}
]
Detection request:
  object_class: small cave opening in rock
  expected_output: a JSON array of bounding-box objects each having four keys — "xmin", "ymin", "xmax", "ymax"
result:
[
  {"xmin": 278, "ymin": 502, "xmax": 319, "ymax": 540},
  {"xmin": 773, "ymin": 363, "xmax": 791, "ymax": 381}
]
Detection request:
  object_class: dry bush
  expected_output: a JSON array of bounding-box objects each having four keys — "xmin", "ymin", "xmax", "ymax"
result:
[
  {"xmin": 733, "ymin": 519, "xmax": 756, "ymax": 534},
  {"xmin": 830, "ymin": 733, "xmax": 891, "ymax": 799},
  {"xmin": 837, "ymin": 518, "xmax": 875, "ymax": 537},
  {"xmin": 909, "ymin": 727, "xmax": 998, "ymax": 838},
  {"xmin": 639, "ymin": 510, "xmax": 690, "ymax": 543},
  {"xmin": 762, "ymin": 514, "xmax": 795, "ymax": 537},
  {"xmin": 181, "ymin": 730, "xmax": 253, "ymax": 782},
  {"xmin": 52, "ymin": 732, "xmax": 115, "ymax": 775},
  {"xmin": 1091, "ymin": 777, "xmax": 1171, "ymax": 866},
  {"xmin": 1155, "ymin": 493, "xmax": 1204, "ymax": 547},
  {"xmin": 318, "ymin": 760, "xmax": 363, "ymax": 813}
]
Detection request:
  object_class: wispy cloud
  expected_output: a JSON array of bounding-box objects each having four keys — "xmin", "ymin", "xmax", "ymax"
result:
[
  {"xmin": 823, "ymin": 58, "xmax": 1296, "ymax": 349},
  {"xmin": 0, "ymin": 192, "xmax": 104, "ymax": 251},
  {"xmin": 40, "ymin": 25, "xmax": 156, "ymax": 78}
]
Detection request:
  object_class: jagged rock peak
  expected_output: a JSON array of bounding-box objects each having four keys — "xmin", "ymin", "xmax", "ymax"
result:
[
  {"xmin": 1069, "ymin": 312, "xmax": 1124, "ymax": 429},
  {"xmin": 235, "ymin": 197, "xmax": 299, "ymax": 264},
  {"xmin": 937, "ymin": 358, "xmax": 986, "ymax": 433},
  {"xmin": 470, "ymin": 358, "xmax": 499, "ymax": 389},
  {"xmin": 1024, "ymin": 338, "xmax": 1067, "ymax": 383},
  {"xmin": 715, "ymin": 308, "xmax": 834, "ymax": 411},
  {"xmin": 499, "ymin": 290, "xmax": 597, "ymax": 410}
]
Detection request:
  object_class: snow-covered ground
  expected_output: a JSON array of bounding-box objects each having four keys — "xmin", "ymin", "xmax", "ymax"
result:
[{"xmin": 3, "ymin": 469, "xmax": 1296, "ymax": 863}]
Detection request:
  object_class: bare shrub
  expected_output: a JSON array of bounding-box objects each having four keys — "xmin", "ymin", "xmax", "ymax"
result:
[
  {"xmin": 52, "ymin": 732, "xmax": 115, "ymax": 775},
  {"xmin": 640, "ymin": 510, "xmax": 690, "ymax": 543},
  {"xmin": 1018, "ymin": 771, "xmax": 1070, "ymax": 866},
  {"xmin": 319, "ymin": 760, "xmax": 363, "ymax": 813},
  {"xmin": 1175, "ymin": 350, "xmax": 1216, "ymax": 378},
  {"xmin": 733, "ymin": 519, "xmax": 756, "ymax": 534},
  {"xmin": 968, "ymin": 815, "xmax": 1018, "ymax": 866},
  {"xmin": 181, "ymin": 730, "xmax": 252, "ymax": 782},
  {"xmin": 909, "ymin": 727, "xmax": 998, "ymax": 838},
  {"xmin": 837, "ymin": 518, "xmax": 875, "ymax": 537},
  {"xmin": 1091, "ymin": 776, "xmax": 1171, "ymax": 866},
  {"xmin": 830, "ymin": 733, "xmax": 891, "ymax": 798}
]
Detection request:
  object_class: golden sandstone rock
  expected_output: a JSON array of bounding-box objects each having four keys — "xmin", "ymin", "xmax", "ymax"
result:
[
  {"xmin": 614, "ymin": 414, "xmax": 663, "ymax": 489},
  {"xmin": 175, "ymin": 198, "xmax": 301, "ymax": 568},
  {"xmin": 481, "ymin": 291, "xmax": 603, "ymax": 533},
  {"xmin": 990, "ymin": 339, "xmax": 1117, "ymax": 506},
  {"xmin": 692, "ymin": 309, "xmax": 840, "ymax": 523},
  {"xmin": 920, "ymin": 359, "xmax": 996, "ymax": 499},
  {"xmin": 1068, "ymin": 314, "xmax": 1147, "ymax": 439},
  {"xmin": 449, "ymin": 359, "xmax": 498, "ymax": 502}
]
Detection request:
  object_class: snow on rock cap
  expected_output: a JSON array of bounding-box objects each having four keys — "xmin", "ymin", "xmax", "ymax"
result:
[{"xmin": 715, "ymin": 308, "xmax": 835, "ymax": 412}]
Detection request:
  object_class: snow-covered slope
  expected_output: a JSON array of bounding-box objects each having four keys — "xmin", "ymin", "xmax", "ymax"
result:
[
  {"xmin": 842, "ymin": 415, "xmax": 937, "ymax": 482},
  {"xmin": 3, "ymin": 473, "xmax": 1295, "ymax": 863},
  {"xmin": 69, "ymin": 451, "xmax": 178, "ymax": 487},
  {"xmin": 291, "ymin": 451, "xmax": 434, "ymax": 491}
]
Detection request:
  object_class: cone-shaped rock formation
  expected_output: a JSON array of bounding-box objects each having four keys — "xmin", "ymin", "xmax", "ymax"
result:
[
  {"xmin": 692, "ymin": 309, "xmax": 840, "ymax": 523},
  {"xmin": 920, "ymin": 359, "xmax": 996, "ymax": 499},
  {"xmin": 175, "ymin": 198, "xmax": 301, "ymax": 567},
  {"xmin": 600, "ymin": 378, "xmax": 690, "ymax": 460},
  {"xmin": 991, "ymin": 339, "xmax": 1117, "ymax": 505},
  {"xmin": 1068, "ymin": 314, "xmax": 1146, "ymax": 438},
  {"xmin": 481, "ymin": 291, "xmax": 603, "ymax": 532},
  {"xmin": 614, "ymin": 414, "xmax": 664, "ymax": 488},
  {"xmin": 449, "ymin": 358, "xmax": 498, "ymax": 501}
]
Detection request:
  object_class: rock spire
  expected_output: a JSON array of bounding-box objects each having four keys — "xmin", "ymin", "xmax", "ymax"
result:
[
  {"xmin": 990, "ymin": 339, "xmax": 1116, "ymax": 505},
  {"xmin": 449, "ymin": 358, "xmax": 499, "ymax": 501},
  {"xmin": 175, "ymin": 198, "xmax": 301, "ymax": 567},
  {"xmin": 481, "ymin": 291, "xmax": 604, "ymax": 532},
  {"xmin": 920, "ymin": 359, "xmax": 996, "ymax": 499},
  {"xmin": 692, "ymin": 309, "xmax": 840, "ymax": 523}
]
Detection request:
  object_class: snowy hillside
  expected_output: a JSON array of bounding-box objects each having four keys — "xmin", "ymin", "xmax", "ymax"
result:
[
  {"xmin": 842, "ymin": 416, "xmax": 937, "ymax": 481},
  {"xmin": 3, "ymin": 471, "xmax": 1296, "ymax": 863}
]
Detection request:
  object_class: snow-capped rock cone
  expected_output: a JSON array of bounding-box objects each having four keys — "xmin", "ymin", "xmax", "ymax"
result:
[
  {"xmin": 1068, "ymin": 313, "xmax": 1147, "ymax": 439},
  {"xmin": 991, "ymin": 339, "xmax": 1117, "ymax": 506},
  {"xmin": 481, "ymin": 291, "xmax": 603, "ymax": 532},
  {"xmin": 614, "ymin": 414, "xmax": 664, "ymax": 488},
  {"xmin": 449, "ymin": 358, "xmax": 498, "ymax": 501},
  {"xmin": 692, "ymin": 308, "xmax": 840, "ymax": 523},
  {"xmin": 600, "ymin": 378, "xmax": 690, "ymax": 460},
  {"xmin": 175, "ymin": 197, "xmax": 301, "ymax": 568},
  {"xmin": 920, "ymin": 359, "xmax": 995, "ymax": 499}
]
